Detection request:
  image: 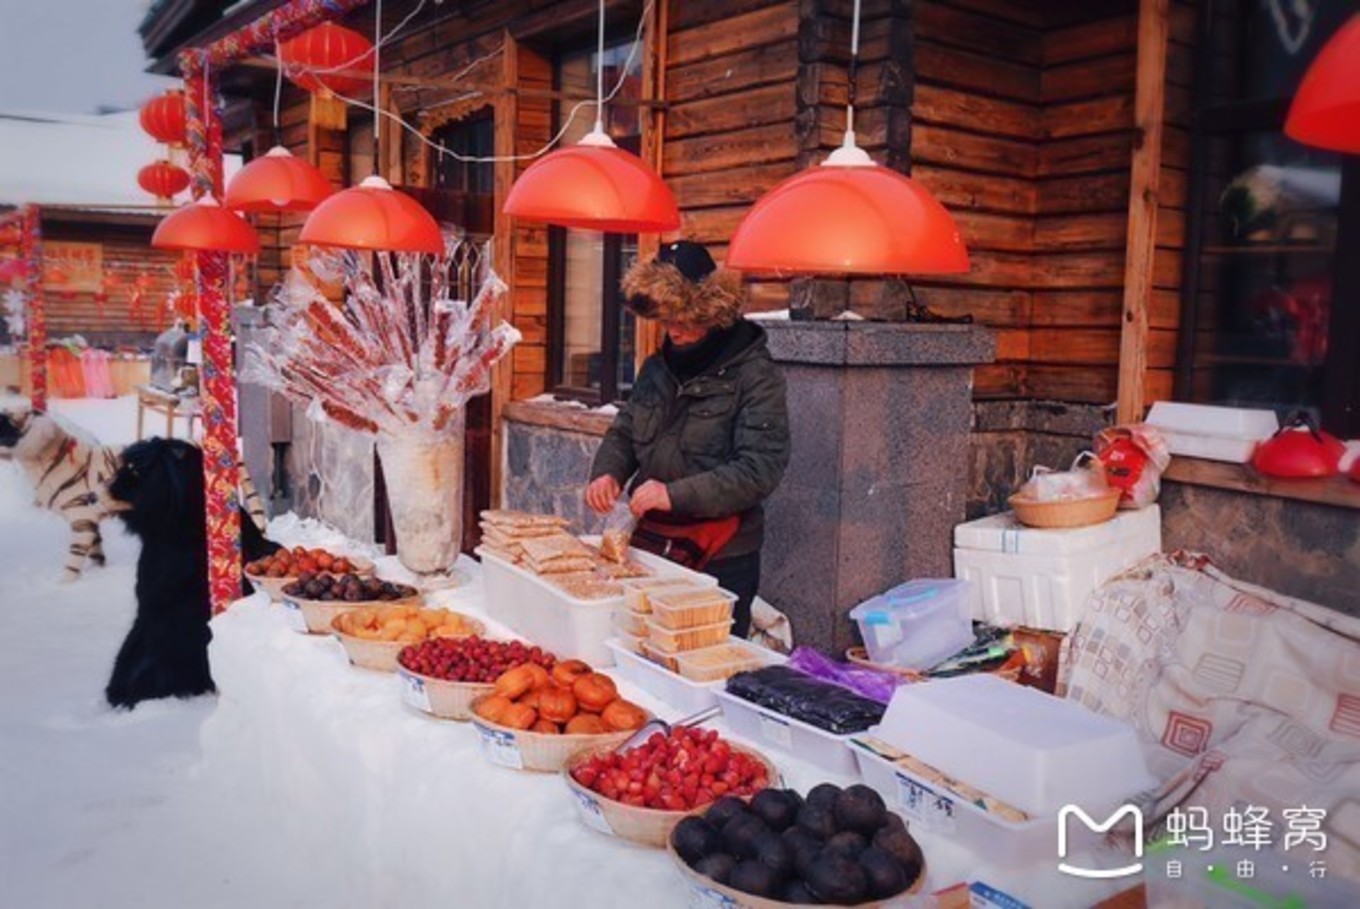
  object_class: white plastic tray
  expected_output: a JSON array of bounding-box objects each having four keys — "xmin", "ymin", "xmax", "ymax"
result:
[
  {"xmin": 606, "ymin": 637, "xmax": 723, "ymax": 715},
  {"xmin": 715, "ymin": 688, "xmax": 861, "ymax": 777},
  {"xmin": 476, "ymin": 544, "xmax": 706, "ymax": 667},
  {"xmin": 606, "ymin": 637, "xmax": 783, "ymax": 716},
  {"xmin": 872, "ymin": 676, "xmax": 1156, "ymax": 817},
  {"xmin": 852, "ymin": 740, "xmax": 1069, "ymax": 868}
]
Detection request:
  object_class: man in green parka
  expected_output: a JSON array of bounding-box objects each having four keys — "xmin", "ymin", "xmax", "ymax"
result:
[{"xmin": 586, "ymin": 241, "xmax": 790, "ymax": 639}]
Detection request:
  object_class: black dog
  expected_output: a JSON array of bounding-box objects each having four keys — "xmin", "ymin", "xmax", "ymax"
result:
[{"xmin": 104, "ymin": 438, "xmax": 279, "ymax": 709}]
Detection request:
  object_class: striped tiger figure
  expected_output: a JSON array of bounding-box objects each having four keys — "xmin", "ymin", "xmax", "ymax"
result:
[{"xmin": 0, "ymin": 406, "xmax": 268, "ymax": 581}]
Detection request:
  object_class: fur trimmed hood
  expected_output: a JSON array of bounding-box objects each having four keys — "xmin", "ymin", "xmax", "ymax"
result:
[{"xmin": 621, "ymin": 258, "xmax": 744, "ymax": 327}]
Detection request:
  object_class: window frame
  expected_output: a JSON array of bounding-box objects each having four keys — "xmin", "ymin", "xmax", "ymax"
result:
[
  {"xmin": 543, "ymin": 35, "xmax": 645, "ymax": 406},
  {"xmin": 1175, "ymin": 4, "xmax": 1360, "ymax": 436}
]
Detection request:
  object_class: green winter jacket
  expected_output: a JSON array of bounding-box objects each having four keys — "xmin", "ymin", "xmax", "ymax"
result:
[{"xmin": 589, "ymin": 322, "xmax": 791, "ymax": 558}]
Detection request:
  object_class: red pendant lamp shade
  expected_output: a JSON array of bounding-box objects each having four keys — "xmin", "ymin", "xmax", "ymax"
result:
[
  {"xmin": 138, "ymin": 161, "xmax": 191, "ymax": 202},
  {"xmin": 226, "ymin": 146, "xmax": 333, "ymax": 212},
  {"xmin": 1285, "ymin": 15, "xmax": 1360, "ymax": 153},
  {"xmin": 280, "ymin": 22, "xmax": 374, "ymax": 96},
  {"xmin": 727, "ymin": 143, "xmax": 969, "ymax": 275},
  {"xmin": 299, "ymin": 176, "xmax": 444, "ymax": 254},
  {"xmin": 153, "ymin": 199, "xmax": 261, "ymax": 254},
  {"xmin": 503, "ymin": 130, "xmax": 680, "ymax": 233},
  {"xmin": 139, "ymin": 90, "xmax": 187, "ymax": 146}
]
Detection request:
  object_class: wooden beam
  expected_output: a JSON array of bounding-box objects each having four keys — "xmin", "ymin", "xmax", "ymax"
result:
[
  {"xmin": 637, "ymin": 0, "xmax": 668, "ymax": 366},
  {"xmin": 1116, "ymin": 0, "xmax": 1169, "ymax": 423},
  {"xmin": 490, "ymin": 30, "xmax": 519, "ymax": 510}
]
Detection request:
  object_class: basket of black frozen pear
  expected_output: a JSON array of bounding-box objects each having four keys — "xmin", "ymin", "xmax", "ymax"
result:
[{"xmin": 667, "ymin": 782, "xmax": 925, "ymax": 906}]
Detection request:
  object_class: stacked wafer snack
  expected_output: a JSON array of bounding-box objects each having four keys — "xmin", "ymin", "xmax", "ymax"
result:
[
  {"xmin": 478, "ymin": 510, "xmax": 657, "ymax": 601},
  {"xmin": 478, "ymin": 510, "xmax": 570, "ymax": 564}
]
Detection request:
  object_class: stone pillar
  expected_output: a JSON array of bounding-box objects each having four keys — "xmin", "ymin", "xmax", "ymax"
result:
[{"xmin": 760, "ymin": 321, "xmax": 996, "ymax": 654}]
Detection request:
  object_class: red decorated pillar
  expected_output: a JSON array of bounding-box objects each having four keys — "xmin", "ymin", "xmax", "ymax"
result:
[
  {"xmin": 184, "ymin": 61, "xmax": 242, "ymax": 614},
  {"xmin": 20, "ymin": 205, "xmax": 46, "ymax": 412}
]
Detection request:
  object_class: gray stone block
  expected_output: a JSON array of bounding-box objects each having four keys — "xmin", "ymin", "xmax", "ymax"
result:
[
  {"xmin": 781, "ymin": 364, "xmax": 845, "ymax": 482},
  {"xmin": 764, "ymin": 321, "xmax": 849, "ymax": 366},
  {"xmin": 789, "ymin": 278, "xmax": 850, "ymax": 321},
  {"xmin": 842, "ymin": 323, "xmax": 995, "ymax": 366}
]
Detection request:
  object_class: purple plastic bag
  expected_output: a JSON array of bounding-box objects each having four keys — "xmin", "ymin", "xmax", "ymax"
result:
[{"xmin": 786, "ymin": 646, "xmax": 904, "ymax": 704}]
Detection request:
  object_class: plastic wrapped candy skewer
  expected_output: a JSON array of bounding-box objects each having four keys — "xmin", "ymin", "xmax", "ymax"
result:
[{"xmin": 245, "ymin": 241, "xmax": 518, "ymax": 582}]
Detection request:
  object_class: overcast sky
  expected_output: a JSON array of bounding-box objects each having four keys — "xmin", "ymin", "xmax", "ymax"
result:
[{"xmin": 0, "ymin": 0, "xmax": 175, "ymax": 115}]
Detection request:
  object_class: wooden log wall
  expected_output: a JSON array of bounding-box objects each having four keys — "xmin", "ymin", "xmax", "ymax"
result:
[
  {"xmin": 663, "ymin": 0, "xmax": 803, "ymax": 312},
  {"xmin": 40, "ymin": 219, "xmax": 185, "ymax": 339},
  {"xmin": 904, "ymin": 0, "xmax": 1198, "ymax": 406}
]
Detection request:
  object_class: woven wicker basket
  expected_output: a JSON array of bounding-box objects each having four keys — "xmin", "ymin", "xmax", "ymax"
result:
[
  {"xmin": 290, "ymin": 591, "xmax": 423, "ymax": 635},
  {"xmin": 396, "ymin": 668, "xmax": 491, "ymax": 721},
  {"xmin": 667, "ymin": 837, "xmax": 924, "ymax": 907},
  {"xmin": 1007, "ymin": 489, "xmax": 1121, "ymax": 529},
  {"xmin": 245, "ymin": 557, "xmax": 375, "ymax": 602},
  {"xmin": 561, "ymin": 744, "xmax": 780, "ymax": 848},
  {"xmin": 468, "ymin": 693, "xmax": 648, "ymax": 772},
  {"xmin": 330, "ymin": 612, "xmax": 486, "ymax": 672}
]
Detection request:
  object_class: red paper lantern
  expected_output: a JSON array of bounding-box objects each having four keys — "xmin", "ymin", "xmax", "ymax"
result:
[
  {"xmin": 503, "ymin": 129, "xmax": 680, "ymax": 233},
  {"xmin": 1285, "ymin": 15, "xmax": 1360, "ymax": 153},
  {"xmin": 140, "ymin": 90, "xmax": 187, "ymax": 147},
  {"xmin": 280, "ymin": 22, "xmax": 374, "ymax": 97},
  {"xmin": 138, "ymin": 161, "xmax": 191, "ymax": 202}
]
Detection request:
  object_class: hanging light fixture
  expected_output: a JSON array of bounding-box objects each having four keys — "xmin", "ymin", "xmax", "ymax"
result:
[
  {"xmin": 226, "ymin": 34, "xmax": 333, "ymax": 213},
  {"xmin": 1285, "ymin": 14, "xmax": 1360, "ymax": 153},
  {"xmin": 153, "ymin": 198, "xmax": 261, "ymax": 254},
  {"xmin": 299, "ymin": 2, "xmax": 444, "ymax": 253},
  {"xmin": 502, "ymin": 0, "xmax": 679, "ymax": 233},
  {"xmin": 726, "ymin": 0, "xmax": 967, "ymax": 275}
]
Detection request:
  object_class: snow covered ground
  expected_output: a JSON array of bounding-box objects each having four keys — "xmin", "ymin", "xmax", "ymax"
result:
[{"xmin": 0, "ymin": 397, "xmax": 323, "ymax": 909}]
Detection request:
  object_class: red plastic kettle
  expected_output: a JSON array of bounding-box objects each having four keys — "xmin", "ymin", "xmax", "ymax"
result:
[{"xmin": 1251, "ymin": 414, "xmax": 1344, "ymax": 478}]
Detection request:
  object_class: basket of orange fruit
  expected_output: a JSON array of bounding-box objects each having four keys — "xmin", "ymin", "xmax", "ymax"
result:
[{"xmin": 245, "ymin": 546, "xmax": 374, "ymax": 601}]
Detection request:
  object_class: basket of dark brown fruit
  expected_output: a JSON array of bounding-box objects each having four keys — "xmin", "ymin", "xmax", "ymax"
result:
[
  {"xmin": 668, "ymin": 783, "xmax": 925, "ymax": 907},
  {"xmin": 279, "ymin": 572, "xmax": 423, "ymax": 634}
]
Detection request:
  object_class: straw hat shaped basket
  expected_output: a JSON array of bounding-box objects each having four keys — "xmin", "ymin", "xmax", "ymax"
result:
[
  {"xmin": 395, "ymin": 667, "xmax": 490, "ymax": 721},
  {"xmin": 286, "ymin": 588, "xmax": 422, "ymax": 635},
  {"xmin": 245, "ymin": 556, "xmax": 375, "ymax": 602},
  {"xmin": 468, "ymin": 693, "xmax": 649, "ymax": 773},
  {"xmin": 666, "ymin": 838, "xmax": 925, "ymax": 908},
  {"xmin": 561, "ymin": 743, "xmax": 780, "ymax": 848},
  {"xmin": 331, "ymin": 611, "xmax": 485, "ymax": 673}
]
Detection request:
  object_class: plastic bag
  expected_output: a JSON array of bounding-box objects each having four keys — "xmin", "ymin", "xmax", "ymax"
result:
[
  {"xmin": 1018, "ymin": 451, "xmax": 1109, "ymax": 502},
  {"xmin": 1094, "ymin": 424, "xmax": 1171, "ymax": 508},
  {"xmin": 786, "ymin": 646, "xmax": 903, "ymax": 704},
  {"xmin": 598, "ymin": 497, "xmax": 637, "ymax": 564}
]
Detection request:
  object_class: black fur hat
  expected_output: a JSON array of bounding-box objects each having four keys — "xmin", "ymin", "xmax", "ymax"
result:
[{"xmin": 622, "ymin": 240, "xmax": 743, "ymax": 327}]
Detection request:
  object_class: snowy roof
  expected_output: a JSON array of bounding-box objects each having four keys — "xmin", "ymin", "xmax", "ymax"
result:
[{"xmin": 0, "ymin": 108, "xmax": 240, "ymax": 209}]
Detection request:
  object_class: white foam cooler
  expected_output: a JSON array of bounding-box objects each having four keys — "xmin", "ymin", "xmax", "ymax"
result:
[{"xmin": 953, "ymin": 505, "xmax": 1161, "ymax": 631}]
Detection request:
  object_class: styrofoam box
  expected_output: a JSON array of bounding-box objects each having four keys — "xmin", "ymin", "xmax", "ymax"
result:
[
  {"xmin": 851, "ymin": 741, "xmax": 1077, "ymax": 868},
  {"xmin": 953, "ymin": 505, "xmax": 1161, "ymax": 631},
  {"xmin": 1146, "ymin": 401, "xmax": 1278, "ymax": 463},
  {"xmin": 872, "ymin": 675, "xmax": 1156, "ymax": 818},
  {"xmin": 606, "ymin": 637, "xmax": 783, "ymax": 716},
  {"xmin": 715, "ymin": 689, "xmax": 860, "ymax": 777},
  {"xmin": 476, "ymin": 543, "xmax": 709, "ymax": 667}
]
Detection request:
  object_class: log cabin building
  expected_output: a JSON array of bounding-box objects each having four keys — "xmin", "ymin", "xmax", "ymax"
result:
[{"xmin": 141, "ymin": 0, "xmax": 1359, "ymax": 616}]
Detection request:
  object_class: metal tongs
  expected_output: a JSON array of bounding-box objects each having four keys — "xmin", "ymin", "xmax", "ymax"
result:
[{"xmin": 616, "ymin": 705, "xmax": 722, "ymax": 752}]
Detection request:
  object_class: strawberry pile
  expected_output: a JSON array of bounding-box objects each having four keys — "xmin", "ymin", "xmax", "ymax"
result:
[
  {"xmin": 572, "ymin": 727, "xmax": 769, "ymax": 811},
  {"xmin": 398, "ymin": 636, "xmax": 555, "ymax": 683}
]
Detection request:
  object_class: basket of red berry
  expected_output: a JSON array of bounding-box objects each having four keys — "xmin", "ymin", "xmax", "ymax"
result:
[
  {"xmin": 564, "ymin": 727, "xmax": 777, "ymax": 848},
  {"xmin": 396, "ymin": 637, "xmax": 558, "ymax": 721}
]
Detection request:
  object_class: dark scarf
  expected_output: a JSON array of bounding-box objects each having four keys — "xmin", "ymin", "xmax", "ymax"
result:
[{"xmin": 662, "ymin": 320, "xmax": 759, "ymax": 384}]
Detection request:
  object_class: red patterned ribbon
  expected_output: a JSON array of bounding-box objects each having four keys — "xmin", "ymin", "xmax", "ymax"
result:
[{"xmin": 21, "ymin": 205, "xmax": 46, "ymax": 412}]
